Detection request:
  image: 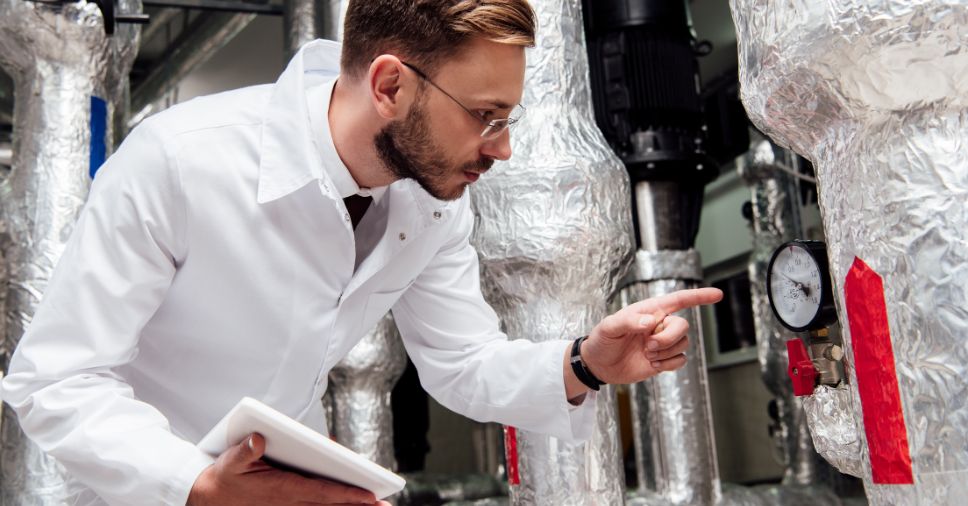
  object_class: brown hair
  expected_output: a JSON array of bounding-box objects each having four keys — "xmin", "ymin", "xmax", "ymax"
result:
[{"xmin": 341, "ymin": 0, "xmax": 537, "ymax": 79}]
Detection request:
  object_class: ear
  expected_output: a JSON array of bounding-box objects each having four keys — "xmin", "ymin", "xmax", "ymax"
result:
[{"xmin": 367, "ymin": 55, "xmax": 411, "ymax": 120}]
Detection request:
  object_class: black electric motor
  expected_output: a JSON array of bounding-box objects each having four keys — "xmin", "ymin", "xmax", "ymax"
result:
[{"xmin": 582, "ymin": 0, "xmax": 718, "ymax": 248}]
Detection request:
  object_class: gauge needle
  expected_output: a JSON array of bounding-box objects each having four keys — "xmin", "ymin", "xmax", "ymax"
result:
[{"xmin": 778, "ymin": 271, "xmax": 811, "ymax": 296}]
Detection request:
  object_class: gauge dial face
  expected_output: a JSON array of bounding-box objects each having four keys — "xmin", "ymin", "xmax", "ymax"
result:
[{"xmin": 769, "ymin": 243, "xmax": 824, "ymax": 329}]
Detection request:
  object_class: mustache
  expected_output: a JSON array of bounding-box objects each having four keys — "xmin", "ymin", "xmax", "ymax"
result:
[{"xmin": 460, "ymin": 158, "xmax": 494, "ymax": 173}]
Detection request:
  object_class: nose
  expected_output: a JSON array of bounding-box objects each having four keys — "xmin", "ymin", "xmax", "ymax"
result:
[{"xmin": 480, "ymin": 129, "xmax": 512, "ymax": 161}]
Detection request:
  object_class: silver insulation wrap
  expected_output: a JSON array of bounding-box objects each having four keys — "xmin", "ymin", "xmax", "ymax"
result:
[
  {"xmin": 738, "ymin": 136, "xmax": 828, "ymax": 486},
  {"xmin": 470, "ymin": 0, "xmax": 635, "ymax": 503},
  {"xmin": 0, "ymin": 0, "xmax": 140, "ymax": 502},
  {"xmin": 328, "ymin": 313, "xmax": 407, "ymax": 469},
  {"xmin": 398, "ymin": 473, "xmax": 506, "ymax": 506},
  {"xmin": 731, "ymin": 1, "xmax": 968, "ymax": 503},
  {"xmin": 618, "ymin": 250, "xmax": 719, "ymax": 506},
  {"xmin": 801, "ymin": 385, "xmax": 863, "ymax": 479}
]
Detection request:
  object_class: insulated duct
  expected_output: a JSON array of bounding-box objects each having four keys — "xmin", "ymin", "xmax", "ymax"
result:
[
  {"xmin": 737, "ymin": 136, "xmax": 831, "ymax": 486},
  {"xmin": 0, "ymin": 0, "xmax": 140, "ymax": 502},
  {"xmin": 470, "ymin": 0, "xmax": 635, "ymax": 504},
  {"xmin": 731, "ymin": 1, "xmax": 968, "ymax": 503},
  {"xmin": 328, "ymin": 313, "xmax": 407, "ymax": 469}
]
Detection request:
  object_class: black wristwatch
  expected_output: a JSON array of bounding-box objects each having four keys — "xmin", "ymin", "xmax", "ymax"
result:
[{"xmin": 570, "ymin": 336, "xmax": 605, "ymax": 391}]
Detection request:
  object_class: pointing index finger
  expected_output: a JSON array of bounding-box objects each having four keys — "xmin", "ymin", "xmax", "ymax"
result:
[{"xmin": 628, "ymin": 288, "xmax": 723, "ymax": 316}]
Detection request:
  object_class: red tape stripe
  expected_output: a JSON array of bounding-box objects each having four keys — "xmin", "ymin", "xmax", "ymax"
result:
[
  {"xmin": 504, "ymin": 426, "xmax": 520, "ymax": 485},
  {"xmin": 844, "ymin": 257, "xmax": 914, "ymax": 484}
]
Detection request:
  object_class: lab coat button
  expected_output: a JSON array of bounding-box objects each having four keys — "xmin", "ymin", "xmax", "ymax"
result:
[
  {"xmin": 343, "ymin": 213, "xmax": 350, "ymax": 222},
  {"xmin": 433, "ymin": 211, "xmax": 441, "ymax": 219},
  {"xmin": 399, "ymin": 232, "xmax": 407, "ymax": 241}
]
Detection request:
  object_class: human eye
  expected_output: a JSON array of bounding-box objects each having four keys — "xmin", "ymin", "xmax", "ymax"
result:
[{"xmin": 478, "ymin": 110, "xmax": 497, "ymax": 121}]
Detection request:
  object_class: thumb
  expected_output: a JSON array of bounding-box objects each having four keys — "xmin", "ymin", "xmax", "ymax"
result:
[{"xmin": 222, "ymin": 433, "xmax": 266, "ymax": 469}]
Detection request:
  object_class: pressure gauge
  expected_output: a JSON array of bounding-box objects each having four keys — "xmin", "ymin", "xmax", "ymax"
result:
[{"xmin": 766, "ymin": 240, "xmax": 838, "ymax": 332}]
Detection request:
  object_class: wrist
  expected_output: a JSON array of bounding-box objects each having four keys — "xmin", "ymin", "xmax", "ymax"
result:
[
  {"xmin": 570, "ymin": 336, "xmax": 605, "ymax": 391},
  {"xmin": 186, "ymin": 465, "xmax": 215, "ymax": 506}
]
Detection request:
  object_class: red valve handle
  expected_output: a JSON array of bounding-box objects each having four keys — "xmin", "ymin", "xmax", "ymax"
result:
[{"xmin": 786, "ymin": 339, "xmax": 818, "ymax": 396}]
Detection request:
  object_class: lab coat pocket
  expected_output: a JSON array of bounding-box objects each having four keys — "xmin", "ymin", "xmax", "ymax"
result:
[{"xmin": 361, "ymin": 281, "xmax": 413, "ymax": 333}]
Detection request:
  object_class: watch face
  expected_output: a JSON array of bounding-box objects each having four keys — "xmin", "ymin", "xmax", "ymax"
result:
[{"xmin": 768, "ymin": 243, "xmax": 824, "ymax": 330}]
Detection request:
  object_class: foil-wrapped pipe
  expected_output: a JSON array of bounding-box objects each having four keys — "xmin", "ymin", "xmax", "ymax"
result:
[
  {"xmin": 284, "ymin": 0, "xmax": 343, "ymax": 57},
  {"xmin": 0, "ymin": 0, "xmax": 140, "ymax": 502},
  {"xmin": 619, "ymin": 248, "xmax": 719, "ymax": 506},
  {"xmin": 731, "ymin": 1, "xmax": 968, "ymax": 503},
  {"xmin": 397, "ymin": 472, "xmax": 507, "ymax": 506},
  {"xmin": 738, "ymin": 136, "xmax": 832, "ymax": 486},
  {"xmin": 801, "ymin": 385, "xmax": 863, "ymax": 479},
  {"xmin": 328, "ymin": 313, "xmax": 407, "ymax": 469},
  {"xmin": 470, "ymin": 0, "xmax": 635, "ymax": 503}
]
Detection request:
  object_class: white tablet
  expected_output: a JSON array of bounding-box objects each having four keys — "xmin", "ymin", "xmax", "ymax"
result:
[{"xmin": 197, "ymin": 397, "xmax": 406, "ymax": 500}]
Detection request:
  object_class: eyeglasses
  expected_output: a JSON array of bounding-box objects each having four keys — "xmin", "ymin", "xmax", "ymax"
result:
[{"xmin": 401, "ymin": 61, "xmax": 524, "ymax": 140}]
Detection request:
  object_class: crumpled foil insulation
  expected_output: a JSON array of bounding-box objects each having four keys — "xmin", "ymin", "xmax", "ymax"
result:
[
  {"xmin": 731, "ymin": 1, "xmax": 968, "ymax": 503},
  {"xmin": 802, "ymin": 385, "xmax": 864, "ymax": 479},
  {"xmin": 470, "ymin": 0, "xmax": 635, "ymax": 502},
  {"xmin": 0, "ymin": 0, "xmax": 141, "ymax": 503},
  {"xmin": 617, "ymin": 252, "xmax": 719, "ymax": 506},
  {"xmin": 328, "ymin": 313, "xmax": 407, "ymax": 470}
]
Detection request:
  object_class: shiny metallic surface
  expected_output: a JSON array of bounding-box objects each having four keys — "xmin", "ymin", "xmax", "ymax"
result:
[
  {"xmin": 130, "ymin": 12, "xmax": 255, "ymax": 122},
  {"xmin": 802, "ymin": 385, "xmax": 864, "ymax": 479},
  {"xmin": 398, "ymin": 473, "xmax": 507, "ymax": 506},
  {"xmin": 620, "ymin": 276, "xmax": 719, "ymax": 506},
  {"xmin": 328, "ymin": 313, "xmax": 407, "ymax": 470},
  {"xmin": 284, "ymin": 0, "xmax": 343, "ymax": 58},
  {"xmin": 731, "ymin": 2, "xmax": 968, "ymax": 502},
  {"xmin": 626, "ymin": 178, "xmax": 719, "ymax": 505},
  {"xmin": 635, "ymin": 181, "xmax": 689, "ymax": 251},
  {"xmin": 470, "ymin": 0, "xmax": 634, "ymax": 503},
  {"xmin": 738, "ymin": 136, "xmax": 831, "ymax": 486},
  {"xmin": 0, "ymin": 0, "xmax": 141, "ymax": 501},
  {"xmin": 630, "ymin": 249, "xmax": 702, "ymax": 283}
]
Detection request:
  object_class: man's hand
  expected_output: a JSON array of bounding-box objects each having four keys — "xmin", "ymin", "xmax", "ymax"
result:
[
  {"xmin": 188, "ymin": 433, "xmax": 389, "ymax": 506},
  {"xmin": 564, "ymin": 288, "xmax": 724, "ymax": 400}
]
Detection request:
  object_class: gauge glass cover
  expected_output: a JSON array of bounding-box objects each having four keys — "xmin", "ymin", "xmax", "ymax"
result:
[{"xmin": 769, "ymin": 244, "xmax": 824, "ymax": 329}]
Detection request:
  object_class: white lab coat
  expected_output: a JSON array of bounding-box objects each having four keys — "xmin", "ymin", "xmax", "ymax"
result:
[{"xmin": 1, "ymin": 40, "xmax": 595, "ymax": 505}]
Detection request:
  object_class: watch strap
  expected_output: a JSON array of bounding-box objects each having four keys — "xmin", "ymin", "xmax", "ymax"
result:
[{"xmin": 570, "ymin": 336, "xmax": 604, "ymax": 391}]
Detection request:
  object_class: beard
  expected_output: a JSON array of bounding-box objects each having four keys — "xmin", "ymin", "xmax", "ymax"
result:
[{"xmin": 374, "ymin": 98, "xmax": 493, "ymax": 201}]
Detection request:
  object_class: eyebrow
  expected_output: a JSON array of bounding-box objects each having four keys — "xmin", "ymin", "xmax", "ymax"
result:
[{"xmin": 481, "ymin": 99, "xmax": 514, "ymax": 110}]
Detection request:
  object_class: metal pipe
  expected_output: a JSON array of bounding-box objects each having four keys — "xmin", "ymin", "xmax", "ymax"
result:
[
  {"xmin": 283, "ymin": 0, "xmax": 342, "ymax": 58},
  {"xmin": 622, "ymin": 246, "xmax": 719, "ymax": 506},
  {"xmin": 130, "ymin": 10, "xmax": 255, "ymax": 120},
  {"xmin": 732, "ymin": 0, "xmax": 968, "ymax": 503},
  {"xmin": 0, "ymin": 0, "xmax": 141, "ymax": 501},
  {"xmin": 140, "ymin": 7, "xmax": 182, "ymax": 44},
  {"xmin": 471, "ymin": 0, "xmax": 635, "ymax": 503}
]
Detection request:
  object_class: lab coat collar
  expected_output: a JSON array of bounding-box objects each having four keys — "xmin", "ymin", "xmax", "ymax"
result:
[
  {"xmin": 256, "ymin": 39, "xmax": 458, "ymax": 223},
  {"xmin": 305, "ymin": 81, "xmax": 388, "ymax": 205},
  {"xmin": 257, "ymin": 39, "xmax": 342, "ymax": 204}
]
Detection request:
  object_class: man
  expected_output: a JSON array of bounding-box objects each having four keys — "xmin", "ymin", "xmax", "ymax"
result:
[{"xmin": 1, "ymin": 1, "xmax": 722, "ymax": 505}]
